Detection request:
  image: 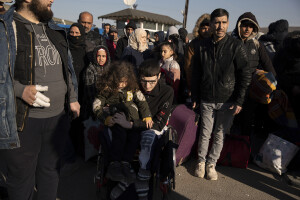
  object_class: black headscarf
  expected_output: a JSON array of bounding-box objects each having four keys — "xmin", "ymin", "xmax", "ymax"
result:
[
  {"xmin": 68, "ymin": 23, "xmax": 87, "ymax": 102},
  {"xmin": 68, "ymin": 23, "xmax": 86, "ymax": 50}
]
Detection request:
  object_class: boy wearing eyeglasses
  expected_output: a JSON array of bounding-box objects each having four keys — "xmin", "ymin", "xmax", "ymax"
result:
[{"xmin": 112, "ymin": 59, "xmax": 174, "ymax": 200}]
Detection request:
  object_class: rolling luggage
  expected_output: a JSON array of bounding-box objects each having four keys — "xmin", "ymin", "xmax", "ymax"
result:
[
  {"xmin": 169, "ymin": 104, "xmax": 198, "ymax": 165},
  {"xmin": 217, "ymin": 134, "xmax": 251, "ymax": 168}
]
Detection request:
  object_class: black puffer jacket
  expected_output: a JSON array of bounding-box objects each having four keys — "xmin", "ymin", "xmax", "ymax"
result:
[{"xmin": 191, "ymin": 34, "xmax": 251, "ymax": 106}]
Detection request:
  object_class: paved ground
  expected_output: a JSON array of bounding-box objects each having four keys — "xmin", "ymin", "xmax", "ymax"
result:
[{"xmin": 56, "ymin": 157, "xmax": 300, "ymax": 200}]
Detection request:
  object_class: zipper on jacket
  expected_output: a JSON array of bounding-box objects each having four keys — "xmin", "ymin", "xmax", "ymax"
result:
[
  {"xmin": 213, "ymin": 42, "xmax": 217, "ymax": 101},
  {"xmin": 20, "ymin": 32, "xmax": 33, "ymax": 132}
]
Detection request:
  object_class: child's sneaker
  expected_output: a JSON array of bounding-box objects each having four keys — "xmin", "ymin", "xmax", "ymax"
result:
[
  {"xmin": 135, "ymin": 178, "xmax": 149, "ymax": 200},
  {"xmin": 110, "ymin": 180, "xmax": 129, "ymax": 200},
  {"xmin": 106, "ymin": 161, "xmax": 124, "ymax": 182},
  {"xmin": 206, "ymin": 163, "xmax": 218, "ymax": 181},
  {"xmin": 137, "ymin": 168, "xmax": 151, "ymax": 181}
]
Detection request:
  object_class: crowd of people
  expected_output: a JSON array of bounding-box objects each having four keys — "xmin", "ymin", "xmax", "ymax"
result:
[{"xmin": 0, "ymin": 0, "xmax": 299, "ymax": 200}]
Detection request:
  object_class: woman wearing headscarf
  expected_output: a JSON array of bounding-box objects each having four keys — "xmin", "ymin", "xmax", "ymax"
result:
[
  {"xmin": 67, "ymin": 23, "xmax": 87, "ymax": 159},
  {"xmin": 121, "ymin": 28, "xmax": 152, "ymax": 73},
  {"xmin": 68, "ymin": 23, "xmax": 87, "ymax": 104}
]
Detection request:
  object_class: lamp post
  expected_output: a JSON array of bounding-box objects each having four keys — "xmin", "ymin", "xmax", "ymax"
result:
[{"xmin": 183, "ymin": 0, "xmax": 189, "ymax": 28}]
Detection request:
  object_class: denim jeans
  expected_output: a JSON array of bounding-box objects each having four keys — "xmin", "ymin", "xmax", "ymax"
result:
[{"xmin": 197, "ymin": 101, "xmax": 235, "ymax": 165}]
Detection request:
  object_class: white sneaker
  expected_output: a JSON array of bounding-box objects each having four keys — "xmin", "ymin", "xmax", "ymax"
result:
[
  {"xmin": 206, "ymin": 163, "xmax": 218, "ymax": 180},
  {"xmin": 194, "ymin": 162, "xmax": 205, "ymax": 178}
]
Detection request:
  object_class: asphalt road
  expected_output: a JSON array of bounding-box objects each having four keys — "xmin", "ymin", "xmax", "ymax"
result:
[{"xmin": 56, "ymin": 158, "xmax": 300, "ymax": 200}]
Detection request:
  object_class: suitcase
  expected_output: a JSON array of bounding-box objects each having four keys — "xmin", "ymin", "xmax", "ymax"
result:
[
  {"xmin": 217, "ymin": 134, "xmax": 251, "ymax": 168},
  {"xmin": 169, "ymin": 104, "xmax": 198, "ymax": 165}
]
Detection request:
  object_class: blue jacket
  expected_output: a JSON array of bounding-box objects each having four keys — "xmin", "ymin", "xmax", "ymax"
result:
[{"xmin": 0, "ymin": 6, "xmax": 19, "ymax": 149}]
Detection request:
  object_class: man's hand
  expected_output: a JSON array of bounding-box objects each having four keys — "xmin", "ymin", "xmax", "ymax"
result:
[
  {"xmin": 229, "ymin": 105, "xmax": 242, "ymax": 115},
  {"xmin": 70, "ymin": 102, "xmax": 80, "ymax": 118},
  {"xmin": 113, "ymin": 112, "xmax": 133, "ymax": 129},
  {"xmin": 22, "ymin": 85, "xmax": 37, "ymax": 105}
]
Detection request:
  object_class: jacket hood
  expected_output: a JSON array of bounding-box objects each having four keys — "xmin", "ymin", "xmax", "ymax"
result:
[
  {"xmin": 192, "ymin": 13, "xmax": 210, "ymax": 38},
  {"xmin": 13, "ymin": 12, "xmax": 46, "ymax": 32},
  {"xmin": 233, "ymin": 12, "xmax": 259, "ymax": 41},
  {"xmin": 154, "ymin": 31, "xmax": 165, "ymax": 44},
  {"xmin": 166, "ymin": 26, "xmax": 179, "ymax": 39},
  {"xmin": 92, "ymin": 45, "xmax": 111, "ymax": 67}
]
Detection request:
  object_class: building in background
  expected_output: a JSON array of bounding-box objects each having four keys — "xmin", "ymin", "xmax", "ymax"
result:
[{"xmin": 98, "ymin": 8, "xmax": 182, "ymax": 37}]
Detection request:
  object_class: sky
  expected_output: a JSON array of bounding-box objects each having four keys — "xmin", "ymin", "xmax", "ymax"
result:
[{"xmin": 28, "ymin": 0, "xmax": 300, "ymax": 33}]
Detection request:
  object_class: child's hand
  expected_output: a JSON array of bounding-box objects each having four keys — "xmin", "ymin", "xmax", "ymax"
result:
[
  {"xmin": 105, "ymin": 116, "xmax": 115, "ymax": 127},
  {"xmin": 113, "ymin": 112, "xmax": 133, "ymax": 129},
  {"xmin": 145, "ymin": 117, "xmax": 153, "ymax": 129}
]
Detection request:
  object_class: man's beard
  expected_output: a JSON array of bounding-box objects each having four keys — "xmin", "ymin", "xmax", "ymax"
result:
[{"xmin": 29, "ymin": 0, "xmax": 53, "ymax": 22}]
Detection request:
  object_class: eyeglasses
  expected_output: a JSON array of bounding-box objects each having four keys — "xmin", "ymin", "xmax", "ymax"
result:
[{"xmin": 140, "ymin": 78, "xmax": 158, "ymax": 85}]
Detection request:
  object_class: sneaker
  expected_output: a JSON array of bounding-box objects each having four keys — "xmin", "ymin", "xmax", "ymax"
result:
[
  {"xmin": 106, "ymin": 161, "xmax": 124, "ymax": 182},
  {"xmin": 110, "ymin": 180, "xmax": 129, "ymax": 200},
  {"xmin": 206, "ymin": 163, "xmax": 218, "ymax": 180},
  {"xmin": 194, "ymin": 162, "xmax": 205, "ymax": 178},
  {"xmin": 135, "ymin": 178, "xmax": 149, "ymax": 200}
]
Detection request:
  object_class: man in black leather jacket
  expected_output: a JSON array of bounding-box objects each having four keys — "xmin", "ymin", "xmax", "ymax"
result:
[{"xmin": 192, "ymin": 8, "xmax": 251, "ymax": 181}]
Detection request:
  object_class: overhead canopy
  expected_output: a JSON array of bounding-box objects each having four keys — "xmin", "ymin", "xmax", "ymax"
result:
[{"xmin": 98, "ymin": 8, "xmax": 182, "ymax": 26}]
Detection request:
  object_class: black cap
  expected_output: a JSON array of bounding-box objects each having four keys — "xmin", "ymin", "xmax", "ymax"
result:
[
  {"xmin": 200, "ymin": 18, "xmax": 210, "ymax": 27},
  {"xmin": 125, "ymin": 21, "xmax": 137, "ymax": 30}
]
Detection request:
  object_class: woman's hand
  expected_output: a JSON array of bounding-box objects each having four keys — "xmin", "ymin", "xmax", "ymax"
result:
[{"xmin": 113, "ymin": 112, "xmax": 133, "ymax": 129}]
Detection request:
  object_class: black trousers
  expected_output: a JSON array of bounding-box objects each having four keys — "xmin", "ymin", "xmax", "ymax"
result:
[
  {"xmin": 109, "ymin": 124, "xmax": 140, "ymax": 163},
  {"xmin": 0, "ymin": 112, "xmax": 70, "ymax": 200}
]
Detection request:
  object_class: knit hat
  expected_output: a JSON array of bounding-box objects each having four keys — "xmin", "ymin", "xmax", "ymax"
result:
[
  {"xmin": 167, "ymin": 26, "xmax": 179, "ymax": 36},
  {"xmin": 178, "ymin": 28, "xmax": 188, "ymax": 41},
  {"xmin": 109, "ymin": 26, "xmax": 118, "ymax": 34},
  {"xmin": 273, "ymin": 19, "xmax": 289, "ymax": 33},
  {"xmin": 125, "ymin": 21, "xmax": 137, "ymax": 30},
  {"xmin": 200, "ymin": 18, "xmax": 210, "ymax": 27}
]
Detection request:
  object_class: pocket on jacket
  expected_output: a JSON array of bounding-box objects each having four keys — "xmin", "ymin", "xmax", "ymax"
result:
[{"xmin": 0, "ymin": 98, "xmax": 10, "ymax": 138}]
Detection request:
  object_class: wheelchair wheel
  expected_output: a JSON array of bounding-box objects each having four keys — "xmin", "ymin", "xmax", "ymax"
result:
[
  {"xmin": 169, "ymin": 125, "xmax": 177, "ymax": 190},
  {"xmin": 95, "ymin": 147, "xmax": 108, "ymax": 200}
]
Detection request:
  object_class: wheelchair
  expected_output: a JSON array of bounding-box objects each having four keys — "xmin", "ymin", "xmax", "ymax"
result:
[{"xmin": 94, "ymin": 125, "xmax": 178, "ymax": 200}]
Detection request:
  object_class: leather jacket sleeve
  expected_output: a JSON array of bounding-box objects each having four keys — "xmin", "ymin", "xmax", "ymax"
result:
[{"xmin": 232, "ymin": 43, "xmax": 252, "ymax": 106}]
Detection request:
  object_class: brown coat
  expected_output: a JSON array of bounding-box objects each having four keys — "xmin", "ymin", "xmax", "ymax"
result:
[{"xmin": 184, "ymin": 14, "xmax": 210, "ymax": 90}]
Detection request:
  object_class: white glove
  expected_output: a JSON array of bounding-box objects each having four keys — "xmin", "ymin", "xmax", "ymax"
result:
[{"xmin": 32, "ymin": 85, "xmax": 51, "ymax": 107}]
